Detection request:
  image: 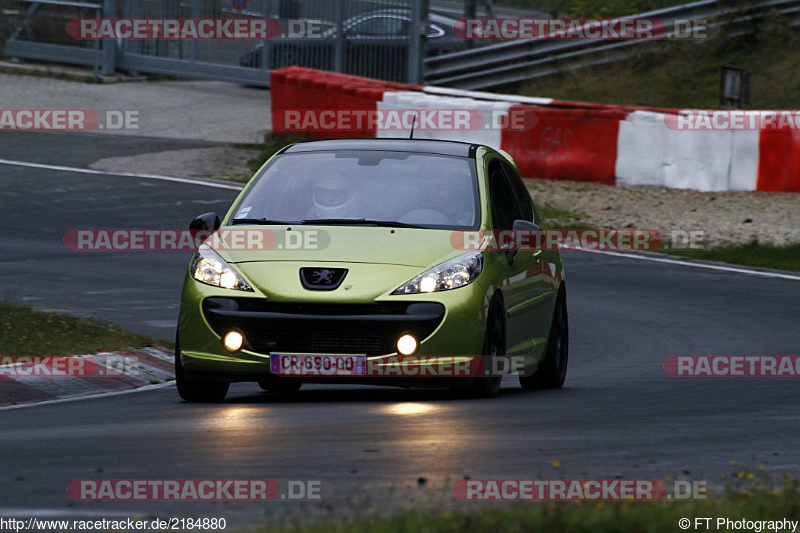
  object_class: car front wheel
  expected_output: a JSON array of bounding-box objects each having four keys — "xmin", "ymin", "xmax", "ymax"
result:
[
  {"xmin": 451, "ymin": 296, "xmax": 505, "ymax": 398},
  {"xmin": 174, "ymin": 336, "xmax": 230, "ymax": 402}
]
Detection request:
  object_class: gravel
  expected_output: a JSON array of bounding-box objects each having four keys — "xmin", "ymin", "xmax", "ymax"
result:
[
  {"xmin": 526, "ymin": 179, "xmax": 800, "ymax": 249},
  {"xmin": 90, "ymin": 146, "xmax": 259, "ymax": 182}
]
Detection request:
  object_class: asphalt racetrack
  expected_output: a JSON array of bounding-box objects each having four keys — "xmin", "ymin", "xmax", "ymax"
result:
[{"xmin": 1, "ymin": 132, "xmax": 799, "ymax": 525}]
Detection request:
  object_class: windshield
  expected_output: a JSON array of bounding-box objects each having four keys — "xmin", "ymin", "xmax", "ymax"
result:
[{"xmin": 230, "ymin": 150, "xmax": 480, "ymax": 230}]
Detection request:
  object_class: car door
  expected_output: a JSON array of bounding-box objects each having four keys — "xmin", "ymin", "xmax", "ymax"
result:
[
  {"xmin": 488, "ymin": 158, "xmax": 536, "ymax": 358},
  {"xmin": 501, "ymin": 160, "xmax": 558, "ymax": 357}
]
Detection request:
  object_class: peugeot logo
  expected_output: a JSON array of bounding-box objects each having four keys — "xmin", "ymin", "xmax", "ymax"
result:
[{"xmin": 300, "ymin": 267, "xmax": 348, "ymax": 290}]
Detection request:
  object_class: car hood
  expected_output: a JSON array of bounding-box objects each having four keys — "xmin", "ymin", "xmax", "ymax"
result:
[{"xmin": 215, "ymin": 225, "xmax": 465, "ymax": 269}]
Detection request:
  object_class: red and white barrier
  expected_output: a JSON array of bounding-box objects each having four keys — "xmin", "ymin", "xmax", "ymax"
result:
[
  {"xmin": 376, "ymin": 91, "xmax": 513, "ymax": 149},
  {"xmin": 270, "ymin": 66, "xmax": 422, "ymax": 139},
  {"xmin": 502, "ymin": 106, "xmax": 625, "ymax": 185},
  {"xmin": 270, "ymin": 67, "xmax": 800, "ymax": 193},
  {"xmin": 757, "ymin": 127, "xmax": 800, "ymax": 192},
  {"xmin": 616, "ymin": 111, "xmax": 761, "ymax": 191}
]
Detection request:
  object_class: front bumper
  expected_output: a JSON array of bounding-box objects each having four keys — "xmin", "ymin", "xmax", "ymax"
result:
[{"xmin": 177, "ymin": 273, "xmax": 489, "ymax": 384}]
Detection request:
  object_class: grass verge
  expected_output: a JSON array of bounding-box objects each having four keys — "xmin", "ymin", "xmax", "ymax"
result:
[
  {"xmin": 665, "ymin": 240, "xmax": 800, "ymax": 272},
  {"xmin": 0, "ymin": 302, "xmax": 167, "ymax": 356},
  {"xmin": 517, "ymin": 26, "xmax": 800, "ymax": 109},
  {"xmin": 251, "ymin": 484, "xmax": 799, "ymax": 533},
  {"xmin": 493, "ymin": 0, "xmax": 688, "ymax": 17},
  {"xmin": 537, "ymin": 204, "xmax": 594, "ymax": 229}
]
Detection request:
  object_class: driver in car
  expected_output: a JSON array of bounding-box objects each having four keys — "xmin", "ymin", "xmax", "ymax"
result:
[{"xmin": 306, "ymin": 173, "xmax": 358, "ymax": 220}]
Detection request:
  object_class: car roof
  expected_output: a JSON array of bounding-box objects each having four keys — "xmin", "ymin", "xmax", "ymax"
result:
[
  {"xmin": 359, "ymin": 9, "xmax": 458, "ymax": 25},
  {"xmin": 282, "ymin": 138, "xmax": 480, "ymax": 157}
]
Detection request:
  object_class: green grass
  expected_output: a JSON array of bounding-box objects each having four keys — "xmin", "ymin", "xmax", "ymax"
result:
[
  {"xmin": 493, "ymin": 0, "xmax": 689, "ymax": 17},
  {"xmin": 516, "ymin": 25, "xmax": 800, "ymax": 109},
  {"xmin": 251, "ymin": 482, "xmax": 799, "ymax": 533},
  {"xmin": 536, "ymin": 204, "xmax": 594, "ymax": 229},
  {"xmin": 0, "ymin": 302, "xmax": 166, "ymax": 356},
  {"xmin": 665, "ymin": 240, "xmax": 800, "ymax": 272}
]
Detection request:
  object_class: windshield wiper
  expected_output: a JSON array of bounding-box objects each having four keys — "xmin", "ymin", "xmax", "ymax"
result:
[
  {"xmin": 230, "ymin": 218, "xmax": 294, "ymax": 226},
  {"xmin": 300, "ymin": 218, "xmax": 425, "ymax": 229}
]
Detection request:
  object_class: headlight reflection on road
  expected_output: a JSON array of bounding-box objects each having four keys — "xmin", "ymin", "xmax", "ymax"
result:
[
  {"xmin": 206, "ymin": 406, "xmax": 264, "ymax": 432},
  {"xmin": 383, "ymin": 403, "xmax": 439, "ymax": 417}
]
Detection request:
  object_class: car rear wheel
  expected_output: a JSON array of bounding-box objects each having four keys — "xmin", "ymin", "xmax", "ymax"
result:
[
  {"xmin": 258, "ymin": 380, "xmax": 302, "ymax": 394},
  {"xmin": 520, "ymin": 286, "xmax": 568, "ymax": 390},
  {"xmin": 174, "ymin": 336, "xmax": 230, "ymax": 402},
  {"xmin": 451, "ymin": 297, "xmax": 505, "ymax": 398}
]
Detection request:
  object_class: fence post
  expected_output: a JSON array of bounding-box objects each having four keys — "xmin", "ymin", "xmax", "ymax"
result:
[
  {"xmin": 191, "ymin": 0, "xmax": 200, "ymax": 63},
  {"xmin": 334, "ymin": 0, "xmax": 345, "ymax": 73},
  {"xmin": 101, "ymin": 0, "xmax": 116, "ymax": 75},
  {"xmin": 408, "ymin": 0, "xmax": 428, "ymax": 84},
  {"xmin": 263, "ymin": 0, "xmax": 272, "ymax": 75},
  {"xmin": 0, "ymin": 0, "xmax": 6, "ymax": 57}
]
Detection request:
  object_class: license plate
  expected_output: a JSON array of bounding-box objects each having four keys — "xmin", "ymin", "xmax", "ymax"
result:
[{"xmin": 270, "ymin": 354, "xmax": 367, "ymax": 376}]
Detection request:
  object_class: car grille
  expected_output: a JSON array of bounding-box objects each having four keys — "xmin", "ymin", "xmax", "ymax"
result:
[
  {"xmin": 202, "ymin": 298, "xmax": 444, "ymax": 356},
  {"xmin": 249, "ymin": 330, "xmax": 387, "ymax": 355}
]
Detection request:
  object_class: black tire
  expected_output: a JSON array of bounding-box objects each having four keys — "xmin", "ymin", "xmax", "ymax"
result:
[
  {"xmin": 520, "ymin": 286, "xmax": 568, "ymax": 390},
  {"xmin": 451, "ymin": 297, "xmax": 505, "ymax": 398},
  {"xmin": 175, "ymin": 336, "xmax": 229, "ymax": 402},
  {"xmin": 258, "ymin": 380, "xmax": 302, "ymax": 394}
]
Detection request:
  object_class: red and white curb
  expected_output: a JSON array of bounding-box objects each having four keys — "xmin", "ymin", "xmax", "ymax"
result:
[{"xmin": 0, "ymin": 347, "xmax": 174, "ymax": 408}]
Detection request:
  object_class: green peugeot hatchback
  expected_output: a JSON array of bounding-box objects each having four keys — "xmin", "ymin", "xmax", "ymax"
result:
[{"xmin": 176, "ymin": 139, "xmax": 567, "ymax": 401}]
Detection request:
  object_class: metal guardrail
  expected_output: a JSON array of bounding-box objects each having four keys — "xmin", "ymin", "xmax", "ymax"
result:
[{"xmin": 424, "ymin": 0, "xmax": 800, "ymax": 90}]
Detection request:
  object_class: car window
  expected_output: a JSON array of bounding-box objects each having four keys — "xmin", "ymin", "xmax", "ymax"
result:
[
  {"xmin": 489, "ymin": 161, "xmax": 522, "ymax": 230},
  {"xmin": 347, "ymin": 16, "xmax": 408, "ymax": 37},
  {"xmin": 233, "ymin": 150, "xmax": 480, "ymax": 230},
  {"xmin": 501, "ymin": 161, "xmax": 534, "ymax": 223}
]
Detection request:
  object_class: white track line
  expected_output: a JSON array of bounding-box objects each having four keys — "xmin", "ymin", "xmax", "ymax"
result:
[
  {"xmin": 579, "ymin": 248, "xmax": 800, "ymax": 281},
  {"xmin": 0, "ymin": 382, "xmax": 175, "ymax": 412},
  {"xmin": 0, "ymin": 158, "xmax": 243, "ymax": 191}
]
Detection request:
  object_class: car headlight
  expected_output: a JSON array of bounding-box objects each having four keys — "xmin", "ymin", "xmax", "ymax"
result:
[
  {"xmin": 190, "ymin": 246, "xmax": 253, "ymax": 292},
  {"xmin": 393, "ymin": 251, "xmax": 483, "ymax": 295}
]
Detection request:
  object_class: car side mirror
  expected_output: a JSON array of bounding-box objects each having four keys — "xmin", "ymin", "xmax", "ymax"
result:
[
  {"xmin": 512, "ymin": 219, "xmax": 542, "ymax": 233},
  {"xmin": 190, "ymin": 213, "xmax": 221, "ymax": 231},
  {"xmin": 505, "ymin": 219, "xmax": 543, "ymax": 264}
]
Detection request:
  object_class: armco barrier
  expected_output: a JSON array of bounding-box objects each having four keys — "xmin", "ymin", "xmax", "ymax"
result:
[
  {"xmin": 502, "ymin": 106, "xmax": 625, "ymax": 184},
  {"xmin": 270, "ymin": 67, "xmax": 800, "ymax": 193}
]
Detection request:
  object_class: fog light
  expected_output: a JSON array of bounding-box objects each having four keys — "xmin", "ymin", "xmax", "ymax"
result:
[
  {"xmin": 223, "ymin": 330, "xmax": 244, "ymax": 352},
  {"xmin": 396, "ymin": 334, "xmax": 418, "ymax": 356}
]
